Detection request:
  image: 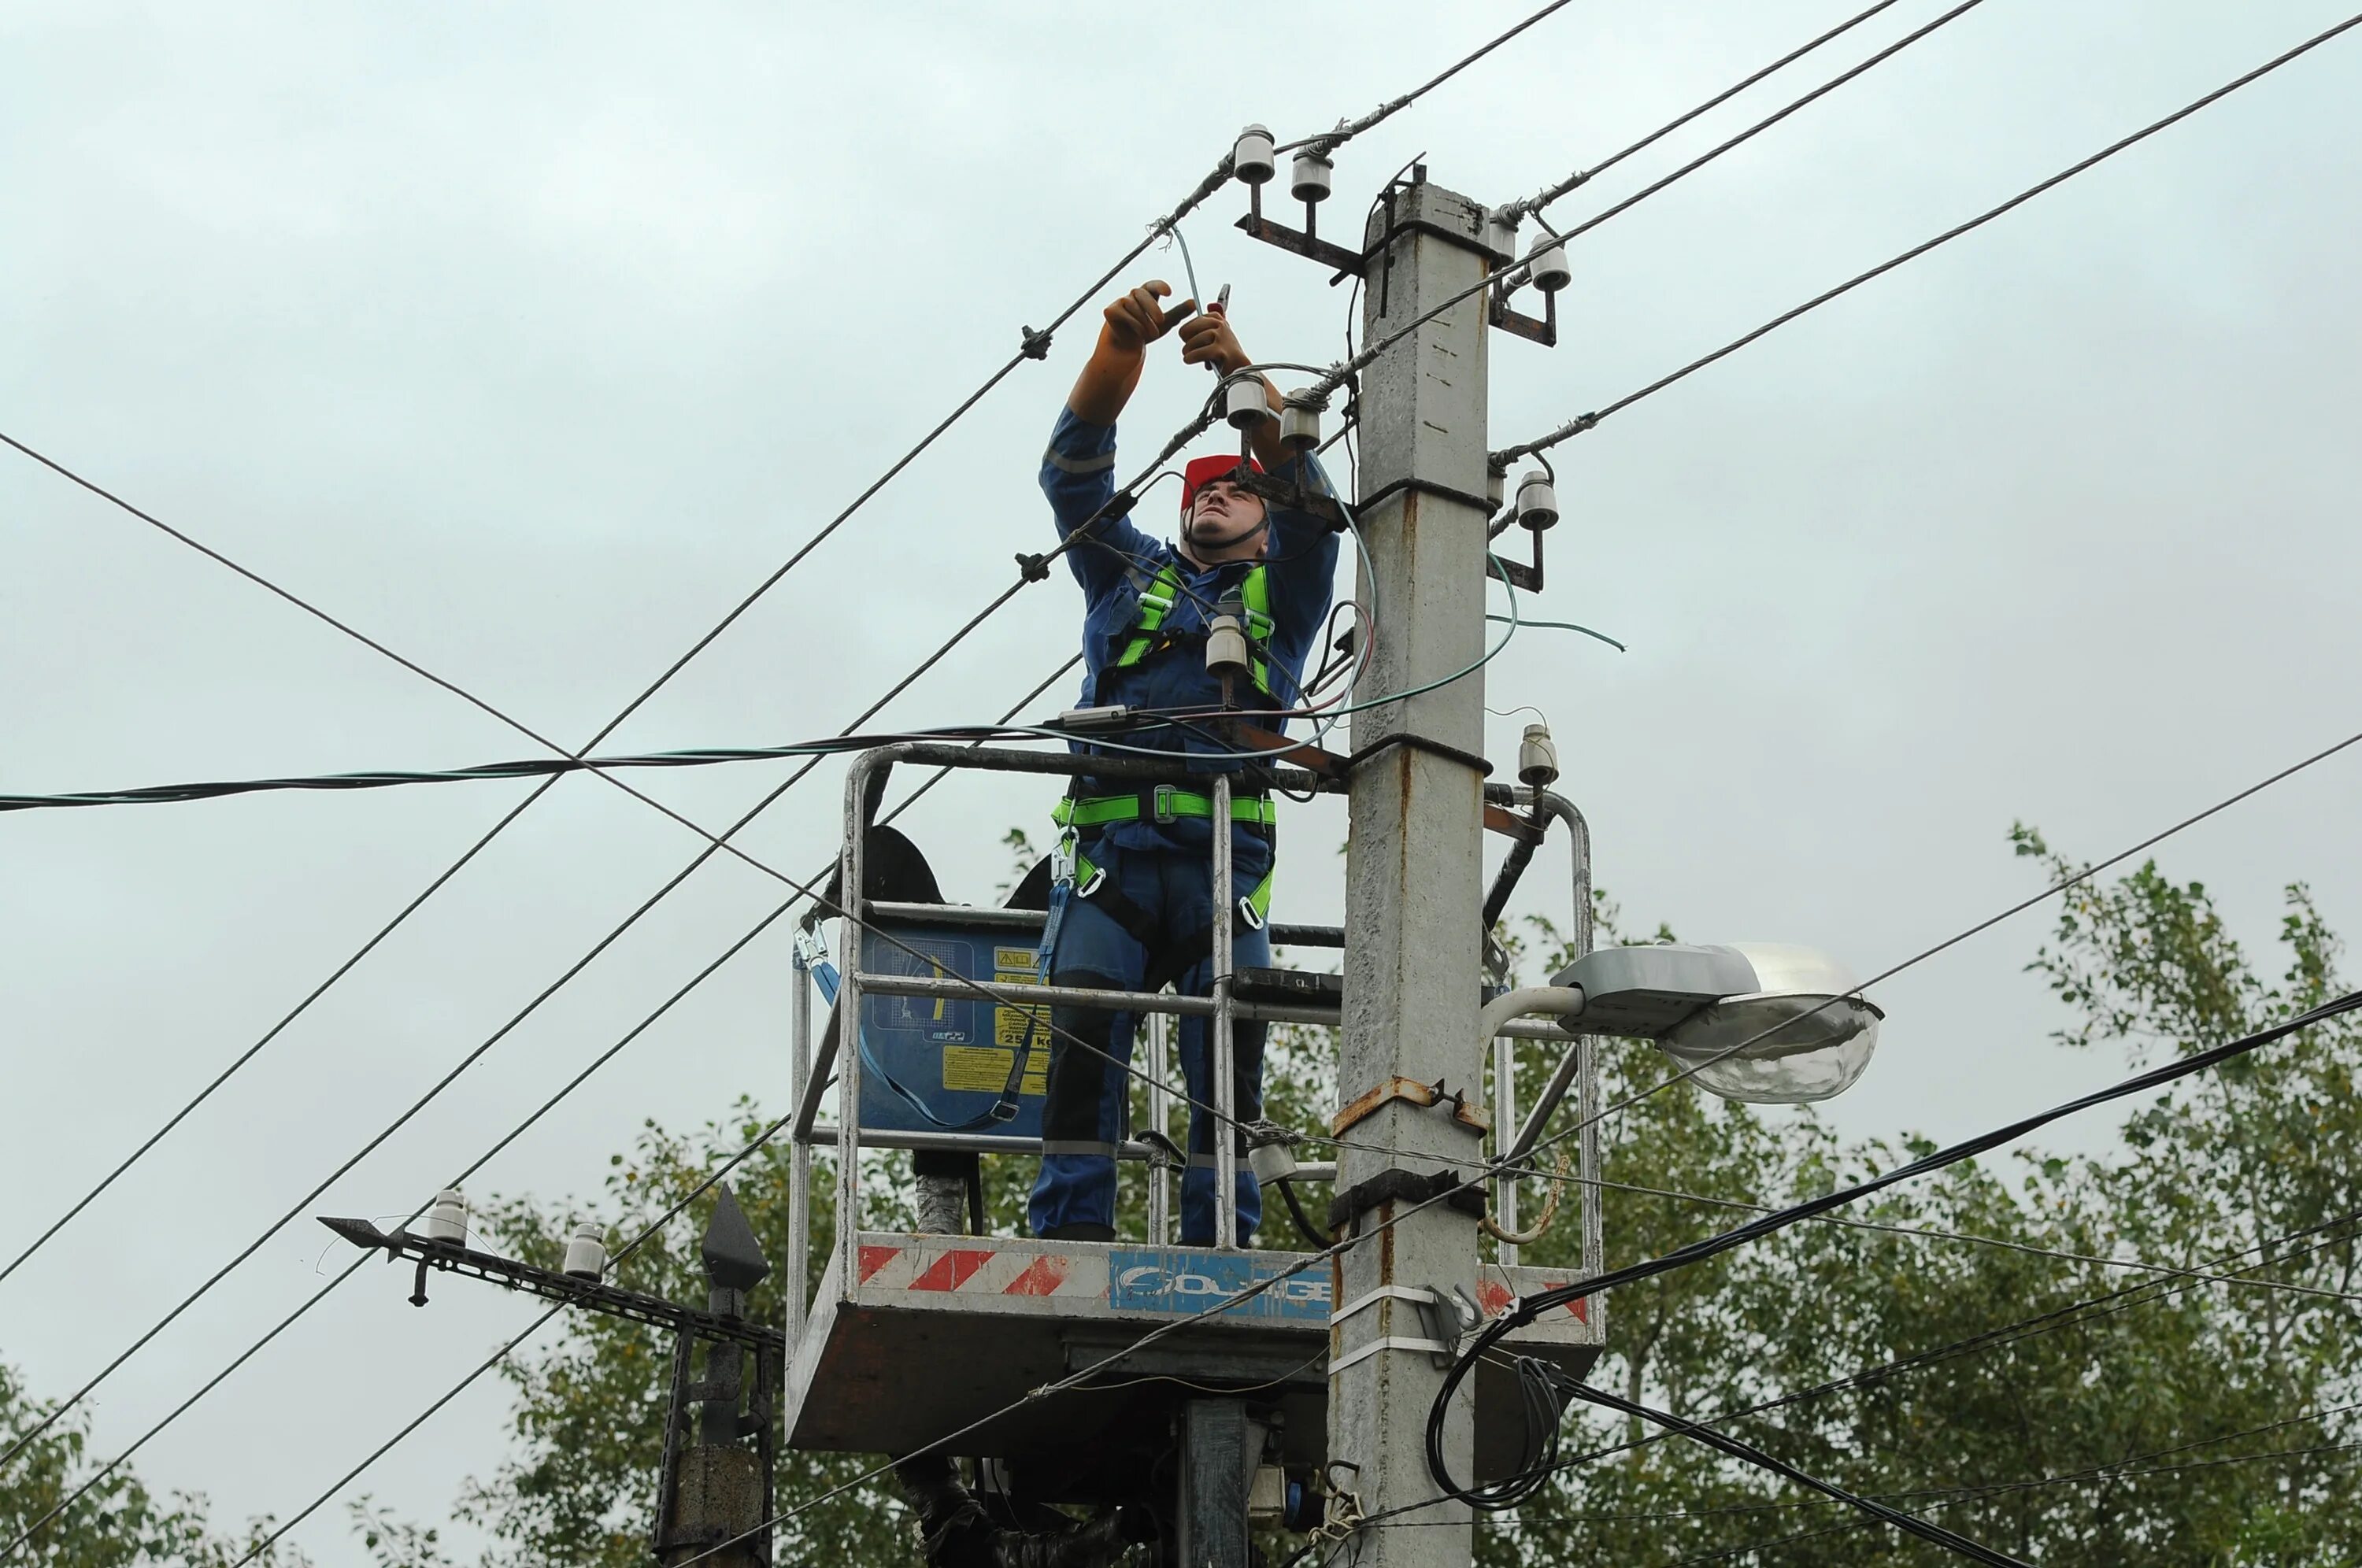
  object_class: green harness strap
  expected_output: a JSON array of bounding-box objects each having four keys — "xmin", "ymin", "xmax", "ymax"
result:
[
  {"xmin": 1053, "ymin": 786, "xmax": 1279, "ymax": 931},
  {"xmin": 1112, "ymin": 562, "xmax": 1276, "ymax": 699},
  {"xmin": 1079, "ymin": 559, "xmax": 1283, "ymax": 930}
]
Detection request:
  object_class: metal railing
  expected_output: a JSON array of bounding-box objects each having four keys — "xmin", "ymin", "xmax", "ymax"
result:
[{"xmin": 783, "ymin": 742, "xmax": 1601, "ymax": 1349}]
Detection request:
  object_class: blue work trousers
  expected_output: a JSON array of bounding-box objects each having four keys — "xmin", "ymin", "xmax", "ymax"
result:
[{"xmin": 1027, "ymin": 838, "xmax": 1269, "ymax": 1244}]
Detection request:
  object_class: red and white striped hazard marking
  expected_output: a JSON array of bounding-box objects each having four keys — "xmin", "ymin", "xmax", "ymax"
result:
[
  {"xmin": 1477, "ymin": 1272, "xmax": 1590, "ymax": 1324},
  {"xmin": 857, "ymin": 1242, "xmax": 1101, "ymax": 1299}
]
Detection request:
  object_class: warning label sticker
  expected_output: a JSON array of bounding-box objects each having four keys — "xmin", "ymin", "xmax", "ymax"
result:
[
  {"xmin": 942, "ymin": 1045, "xmax": 1048, "ymax": 1096},
  {"xmin": 992, "ymin": 969, "xmax": 1047, "ymax": 1050},
  {"xmin": 994, "ymin": 946, "xmax": 1038, "ymax": 971}
]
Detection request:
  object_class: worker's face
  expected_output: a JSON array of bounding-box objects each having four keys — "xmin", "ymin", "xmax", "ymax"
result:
[{"xmin": 1184, "ymin": 479, "xmax": 1268, "ymax": 557}]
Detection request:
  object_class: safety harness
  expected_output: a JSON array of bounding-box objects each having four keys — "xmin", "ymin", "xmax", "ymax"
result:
[
  {"xmin": 1112, "ymin": 560, "xmax": 1277, "ymax": 699},
  {"xmin": 1053, "ymin": 557, "xmax": 1283, "ymax": 943}
]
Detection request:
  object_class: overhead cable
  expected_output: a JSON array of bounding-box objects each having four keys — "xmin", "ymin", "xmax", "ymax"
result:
[
  {"xmin": 1424, "ymin": 989, "xmax": 2362, "ymax": 1505},
  {"xmin": 0, "ymin": 585, "xmax": 1096, "ymax": 1463},
  {"xmin": 1492, "ymin": 0, "xmax": 1911, "ymax": 224},
  {"xmin": 1521, "ymin": 0, "xmax": 1986, "ymax": 239},
  {"xmin": 1563, "ymin": 1381, "xmax": 2031, "ymax": 1566},
  {"xmin": 1491, "ymin": 8, "xmax": 2362, "ymax": 464},
  {"xmin": 1521, "ymin": 1169, "xmax": 2362, "ymax": 1307},
  {"xmin": 1279, "ymin": 0, "xmax": 1581, "ymax": 156},
  {"xmin": 219, "ymin": 1107, "xmax": 801, "ymax": 1568},
  {"xmin": 1281, "ymin": 0, "xmax": 1990, "ymax": 421},
  {"xmin": 1522, "ymin": 713, "xmax": 2362, "ymax": 1156},
  {"xmin": 0, "ymin": 125, "xmax": 1253, "ymax": 1287},
  {"xmin": 1662, "ymin": 1407, "xmax": 2362, "ymax": 1564},
  {"xmin": 2, "ymin": 655, "xmax": 1083, "ymax": 1551},
  {"xmin": 1501, "ymin": 1209, "xmax": 2362, "ymax": 1494}
]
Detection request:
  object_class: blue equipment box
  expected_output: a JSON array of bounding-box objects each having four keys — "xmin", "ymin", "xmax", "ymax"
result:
[{"xmin": 853, "ymin": 913, "xmax": 1052, "ymax": 1139}]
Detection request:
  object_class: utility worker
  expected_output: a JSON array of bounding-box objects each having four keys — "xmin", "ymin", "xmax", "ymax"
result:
[{"xmin": 1031, "ymin": 279, "xmax": 1339, "ymax": 1245}]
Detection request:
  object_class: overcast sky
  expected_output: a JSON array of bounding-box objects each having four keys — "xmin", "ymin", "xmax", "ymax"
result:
[{"xmin": 5, "ymin": 2, "xmax": 2359, "ymax": 1561}]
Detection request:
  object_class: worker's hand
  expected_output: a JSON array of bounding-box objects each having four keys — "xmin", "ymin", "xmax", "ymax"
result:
[
  {"xmin": 1176, "ymin": 304, "xmax": 1249, "ymax": 376},
  {"xmin": 1101, "ymin": 280, "xmax": 1194, "ymax": 356}
]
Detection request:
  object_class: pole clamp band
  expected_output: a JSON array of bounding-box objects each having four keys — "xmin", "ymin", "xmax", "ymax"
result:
[{"xmin": 1327, "ymin": 1167, "xmax": 1486, "ymax": 1233}]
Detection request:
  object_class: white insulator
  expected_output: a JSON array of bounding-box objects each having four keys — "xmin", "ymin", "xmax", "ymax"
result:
[
  {"xmin": 421, "ymin": 1189, "xmax": 468, "ymax": 1244},
  {"xmin": 561, "ymin": 1222, "xmax": 608, "ymax": 1280},
  {"xmin": 1527, "ymin": 234, "xmax": 1572, "ymax": 294},
  {"xmin": 1232, "ymin": 124, "xmax": 1277, "ymax": 187},
  {"xmin": 1518, "ymin": 723, "xmax": 1560, "ymax": 790},
  {"xmin": 1515, "ymin": 470, "xmax": 1558, "ymax": 531},
  {"xmin": 1205, "ymin": 612, "xmax": 1251, "ymax": 683},
  {"xmin": 1279, "ymin": 398, "xmax": 1320, "ymax": 453},
  {"xmin": 1290, "ymin": 149, "xmax": 1333, "ymax": 205},
  {"xmin": 1482, "ymin": 206, "xmax": 1521, "ymax": 265},
  {"xmin": 1224, "ymin": 376, "xmax": 1272, "ymax": 430},
  {"xmin": 1249, "ymin": 1139, "xmax": 1299, "ymax": 1186}
]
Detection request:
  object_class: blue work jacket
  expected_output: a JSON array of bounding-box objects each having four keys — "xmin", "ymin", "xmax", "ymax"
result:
[{"xmin": 1039, "ymin": 407, "xmax": 1342, "ymax": 864}]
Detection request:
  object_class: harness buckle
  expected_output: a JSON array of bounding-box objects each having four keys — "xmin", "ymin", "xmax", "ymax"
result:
[
  {"xmin": 1151, "ymin": 783, "xmax": 1181, "ymax": 824},
  {"xmin": 791, "ymin": 927, "xmax": 829, "ymax": 971}
]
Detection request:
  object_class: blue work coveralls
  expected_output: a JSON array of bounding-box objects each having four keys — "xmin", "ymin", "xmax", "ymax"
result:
[{"xmin": 1029, "ymin": 408, "xmax": 1340, "ymax": 1244}]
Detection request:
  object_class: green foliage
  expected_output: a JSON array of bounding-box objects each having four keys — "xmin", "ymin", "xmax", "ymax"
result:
[
  {"xmin": 0, "ymin": 1359, "xmax": 306, "ymax": 1566},
  {"xmin": 361, "ymin": 836, "xmax": 2359, "ymax": 1566},
  {"xmin": 1477, "ymin": 869, "xmax": 2362, "ymax": 1566}
]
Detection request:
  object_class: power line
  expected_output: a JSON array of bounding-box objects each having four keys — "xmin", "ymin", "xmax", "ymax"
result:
[
  {"xmin": 1519, "ymin": 1170, "xmax": 2362, "ymax": 1308},
  {"xmin": 1514, "ymin": 1211, "xmax": 2362, "ymax": 1492},
  {"xmin": 1373, "ymin": 1397, "xmax": 2362, "ymax": 1529},
  {"xmin": 1520, "ymin": 713, "xmax": 2362, "ymax": 1161},
  {"xmin": 7, "ymin": 339, "xmax": 1372, "ymax": 1468},
  {"xmin": 0, "ymin": 587, "xmax": 1098, "ymax": 1464},
  {"xmin": 2, "ymin": 656, "xmax": 1085, "ymax": 1553},
  {"xmin": 0, "ymin": 134, "xmax": 1255, "ymax": 1291},
  {"xmin": 1493, "ymin": 0, "xmax": 1911, "ymax": 223},
  {"xmin": 1491, "ymin": 7, "xmax": 2362, "ymax": 463},
  {"xmin": 1278, "ymin": 0, "xmax": 1581, "ymax": 156},
  {"xmin": 1533, "ymin": 0, "xmax": 1989, "ymax": 243},
  {"xmin": 1425, "ymin": 989, "xmax": 2362, "ymax": 1506},
  {"xmin": 0, "ymin": 722, "xmax": 1181, "ymax": 815},
  {"xmin": 220, "ymin": 1104, "xmax": 804, "ymax": 1568},
  {"xmin": 1499, "ymin": 989, "xmax": 2362, "ymax": 1337},
  {"xmin": 1662, "ymin": 1412, "xmax": 2362, "ymax": 1563},
  {"xmin": 1284, "ymin": 0, "xmax": 1989, "ymax": 420},
  {"xmin": 1564, "ymin": 1381, "xmax": 2031, "ymax": 1566}
]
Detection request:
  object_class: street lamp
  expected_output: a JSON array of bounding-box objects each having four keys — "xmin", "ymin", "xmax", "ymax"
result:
[{"xmin": 1548, "ymin": 942, "xmax": 1883, "ymax": 1105}]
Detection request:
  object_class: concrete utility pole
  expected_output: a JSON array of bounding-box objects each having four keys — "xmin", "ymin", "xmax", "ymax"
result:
[{"xmin": 1327, "ymin": 174, "xmax": 1498, "ymax": 1568}]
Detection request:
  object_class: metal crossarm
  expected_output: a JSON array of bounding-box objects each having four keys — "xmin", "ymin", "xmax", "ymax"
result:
[{"xmin": 317, "ymin": 1217, "xmax": 783, "ymax": 1353}]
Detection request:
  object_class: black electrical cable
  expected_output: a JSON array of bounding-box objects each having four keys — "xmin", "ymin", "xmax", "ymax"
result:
[
  {"xmin": 1496, "ymin": 0, "xmax": 1910, "ymax": 223},
  {"xmin": 1501, "ymin": 1209, "xmax": 2362, "ymax": 1501},
  {"xmin": 1423, "ymin": 989, "xmax": 2362, "ymax": 1507},
  {"xmin": 1276, "ymin": 0, "xmax": 1578, "ymax": 157},
  {"xmin": 1560, "ymin": 1381, "xmax": 2031, "ymax": 1566},
  {"xmin": 1345, "ymin": 1211, "xmax": 2362, "ymax": 1551},
  {"xmin": 0, "ymin": 580, "xmax": 1086, "ymax": 1465},
  {"xmin": 4, "ymin": 654, "xmax": 1089, "ymax": 1551},
  {"xmin": 1284, "ymin": 0, "xmax": 1991, "ymax": 423},
  {"xmin": 1276, "ymin": 1178, "xmax": 1331, "ymax": 1251},
  {"xmin": 1491, "ymin": 7, "xmax": 2362, "ymax": 465},
  {"xmin": 1509, "ymin": 1166, "xmax": 2362, "ymax": 1309},
  {"xmin": 1508, "ymin": 712, "xmax": 2362, "ymax": 1168},
  {"xmin": 14, "ymin": 404, "xmax": 1357, "ymax": 1470},
  {"xmin": 1528, "ymin": 0, "xmax": 1987, "ymax": 243},
  {"xmin": 219, "ymin": 1105, "xmax": 802, "ymax": 1568},
  {"xmin": 0, "ymin": 710, "xmax": 1272, "ymax": 818},
  {"xmin": 1660, "ymin": 1417, "xmax": 2362, "ymax": 1565},
  {"xmin": 0, "ymin": 136, "xmax": 1253, "ymax": 1295}
]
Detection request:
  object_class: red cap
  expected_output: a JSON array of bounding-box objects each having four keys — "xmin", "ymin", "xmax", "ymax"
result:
[{"xmin": 1180, "ymin": 453, "xmax": 1263, "ymax": 516}]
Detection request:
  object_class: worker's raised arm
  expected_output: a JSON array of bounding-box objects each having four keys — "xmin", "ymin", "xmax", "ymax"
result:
[
  {"xmin": 1175, "ymin": 306, "xmax": 1290, "ymax": 474},
  {"xmin": 1067, "ymin": 280, "xmax": 1194, "ymax": 426}
]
